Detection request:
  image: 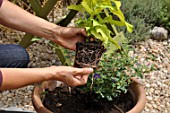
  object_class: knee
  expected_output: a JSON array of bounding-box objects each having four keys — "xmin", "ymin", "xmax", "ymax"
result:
[
  {"xmin": 12, "ymin": 45, "xmax": 30, "ymax": 67},
  {"xmin": 0, "ymin": 44, "xmax": 30, "ymax": 68}
]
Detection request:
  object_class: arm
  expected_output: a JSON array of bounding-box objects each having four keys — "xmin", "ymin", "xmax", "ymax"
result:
[
  {"xmin": 0, "ymin": 0, "xmax": 87, "ymax": 50},
  {"xmin": 0, "ymin": 66, "xmax": 93, "ymax": 90},
  {"xmin": 0, "ymin": 0, "xmax": 56, "ymax": 41}
]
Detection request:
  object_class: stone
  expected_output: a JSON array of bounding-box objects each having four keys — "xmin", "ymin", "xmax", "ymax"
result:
[
  {"xmin": 163, "ymin": 41, "xmax": 168, "ymax": 46},
  {"xmin": 150, "ymin": 27, "xmax": 168, "ymax": 40},
  {"xmin": 152, "ymin": 104, "xmax": 157, "ymax": 109},
  {"xmin": 146, "ymin": 83, "xmax": 150, "ymax": 88},
  {"xmin": 128, "ymin": 50, "xmax": 135, "ymax": 57},
  {"xmin": 147, "ymin": 96, "xmax": 153, "ymax": 101},
  {"xmin": 146, "ymin": 103, "xmax": 153, "ymax": 109}
]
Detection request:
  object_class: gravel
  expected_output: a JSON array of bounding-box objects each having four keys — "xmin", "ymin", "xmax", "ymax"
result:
[
  {"xmin": 0, "ymin": 12, "xmax": 169, "ymax": 113},
  {"xmin": 135, "ymin": 39, "xmax": 170, "ymax": 113}
]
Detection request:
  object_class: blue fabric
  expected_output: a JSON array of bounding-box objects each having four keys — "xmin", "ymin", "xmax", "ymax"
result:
[{"xmin": 0, "ymin": 44, "xmax": 30, "ymax": 68}]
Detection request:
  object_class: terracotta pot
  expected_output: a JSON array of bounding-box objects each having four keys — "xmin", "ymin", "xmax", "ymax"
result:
[
  {"xmin": 32, "ymin": 78, "xmax": 146, "ymax": 113},
  {"xmin": 127, "ymin": 78, "xmax": 146, "ymax": 113}
]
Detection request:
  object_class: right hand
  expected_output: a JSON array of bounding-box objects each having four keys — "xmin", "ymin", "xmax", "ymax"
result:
[
  {"xmin": 49, "ymin": 66, "xmax": 93, "ymax": 86},
  {"xmin": 51, "ymin": 26, "xmax": 87, "ymax": 51}
]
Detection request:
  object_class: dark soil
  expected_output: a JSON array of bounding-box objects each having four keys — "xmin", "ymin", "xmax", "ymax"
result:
[
  {"xmin": 43, "ymin": 87, "xmax": 135, "ymax": 113},
  {"xmin": 74, "ymin": 42, "xmax": 106, "ymax": 68}
]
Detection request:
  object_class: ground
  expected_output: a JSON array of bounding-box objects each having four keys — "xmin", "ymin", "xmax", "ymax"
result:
[
  {"xmin": 0, "ymin": 26, "xmax": 169, "ymax": 112},
  {"xmin": 0, "ymin": 3, "xmax": 170, "ymax": 111}
]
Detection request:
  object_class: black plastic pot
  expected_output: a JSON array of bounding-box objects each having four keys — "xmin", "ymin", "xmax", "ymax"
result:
[{"xmin": 74, "ymin": 42, "xmax": 106, "ymax": 68}]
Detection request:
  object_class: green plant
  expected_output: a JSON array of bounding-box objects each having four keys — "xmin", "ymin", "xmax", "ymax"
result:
[
  {"xmin": 45, "ymin": 0, "xmax": 147, "ymax": 101},
  {"xmin": 158, "ymin": 0, "xmax": 170, "ymax": 32},
  {"xmin": 62, "ymin": 0, "xmax": 148, "ymax": 101},
  {"xmin": 68, "ymin": 0, "xmax": 133, "ymax": 50},
  {"xmin": 119, "ymin": 0, "xmax": 167, "ymax": 42},
  {"xmin": 118, "ymin": 16, "xmax": 151, "ymax": 43},
  {"xmin": 77, "ymin": 44, "xmax": 147, "ymax": 101},
  {"xmin": 120, "ymin": 0, "xmax": 162, "ymax": 26}
]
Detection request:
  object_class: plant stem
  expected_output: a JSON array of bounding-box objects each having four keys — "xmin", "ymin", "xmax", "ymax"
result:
[
  {"xmin": 113, "ymin": 104, "xmax": 124, "ymax": 113},
  {"xmin": 103, "ymin": 9, "xmax": 119, "ymax": 35},
  {"xmin": 90, "ymin": 74, "xmax": 94, "ymax": 91},
  {"xmin": 53, "ymin": 45, "xmax": 71, "ymax": 66}
]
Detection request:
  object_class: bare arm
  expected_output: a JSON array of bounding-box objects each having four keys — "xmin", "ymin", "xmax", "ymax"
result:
[
  {"xmin": 0, "ymin": 66, "xmax": 93, "ymax": 90},
  {"xmin": 0, "ymin": 0, "xmax": 56, "ymax": 41},
  {"xmin": 0, "ymin": 0, "xmax": 87, "ymax": 50}
]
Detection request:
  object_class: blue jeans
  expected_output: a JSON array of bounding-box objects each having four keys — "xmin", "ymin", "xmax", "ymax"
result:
[{"xmin": 0, "ymin": 44, "xmax": 30, "ymax": 68}]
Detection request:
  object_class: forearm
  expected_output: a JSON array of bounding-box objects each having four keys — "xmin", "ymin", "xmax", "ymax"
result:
[
  {"xmin": 0, "ymin": 0, "xmax": 58, "ymax": 41},
  {"xmin": 0, "ymin": 68, "xmax": 54, "ymax": 90}
]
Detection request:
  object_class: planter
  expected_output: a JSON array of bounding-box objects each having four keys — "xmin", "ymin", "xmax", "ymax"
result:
[
  {"xmin": 74, "ymin": 42, "xmax": 106, "ymax": 68},
  {"xmin": 32, "ymin": 78, "xmax": 146, "ymax": 113}
]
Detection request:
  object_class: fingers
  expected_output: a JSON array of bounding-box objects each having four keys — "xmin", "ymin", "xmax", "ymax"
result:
[
  {"xmin": 75, "ymin": 28, "xmax": 87, "ymax": 41},
  {"xmin": 67, "ymin": 75, "xmax": 89, "ymax": 86},
  {"xmin": 65, "ymin": 67, "xmax": 93, "ymax": 86},
  {"xmin": 73, "ymin": 68, "xmax": 93, "ymax": 75},
  {"xmin": 72, "ymin": 68, "xmax": 93, "ymax": 86},
  {"xmin": 81, "ymin": 75, "xmax": 89, "ymax": 84},
  {"xmin": 80, "ymin": 28, "xmax": 87, "ymax": 37},
  {"xmin": 75, "ymin": 74, "xmax": 88, "ymax": 83}
]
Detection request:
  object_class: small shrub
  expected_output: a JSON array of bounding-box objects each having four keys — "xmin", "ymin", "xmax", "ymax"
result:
[
  {"xmin": 78, "ymin": 44, "xmax": 147, "ymax": 101},
  {"xmin": 119, "ymin": 0, "xmax": 168, "ymax": 42},
  {"xmin": 120, "ymin": 0, "xmax": 162, "ymax": 26},
  {"xmin": 118, "ymin": 16, "xmax": 151, "ymax": 43},
  {"xmin": 158, "ymin": 0, "xmax": 170, "ymax": 32}
]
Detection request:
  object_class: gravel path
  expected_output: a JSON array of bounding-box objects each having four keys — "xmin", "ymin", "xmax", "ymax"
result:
[
  {"xmin": 0, "ymin": 27, "xmax": 170, "ymax": 112},
  {"xmin": 131, "ymin": 39, "xmax": 170, "ymax": 113}
]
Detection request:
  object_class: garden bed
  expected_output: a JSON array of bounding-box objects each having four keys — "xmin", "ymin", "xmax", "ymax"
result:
[
  {"xmin": 0, "ymin": 0, "xmax": 169, "ymax": 112},
  {"xmin": 0, "ymin": 33, "xmax": 169, "ymax": 112}
]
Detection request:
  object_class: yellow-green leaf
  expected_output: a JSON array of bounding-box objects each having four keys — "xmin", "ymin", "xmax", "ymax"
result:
[
  {"xmin": 81, "ymin": 0, "xmax": 93, "ymax": 15},
  {"xmin": 67, "ymin": 4, "xmax": 84, "ymax": 12},
  {"xmin": 125, "ymin": 22, "xmax": 134, "ymax": 33}
]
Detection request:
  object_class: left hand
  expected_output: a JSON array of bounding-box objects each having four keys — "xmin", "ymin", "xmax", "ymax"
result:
[{"xmin": 52, "ymin": 26, "xmax": 87, "ymax": 50}]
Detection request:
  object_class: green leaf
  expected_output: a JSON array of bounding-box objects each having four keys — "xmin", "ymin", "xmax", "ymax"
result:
[
  {"xmin": 108, "ymin": 37, "xmax": 120, "ymax": 49},
  {"xmin": 111, "ymin": 10, "xmax": 125, "ymax": 22},
  {"xmin": 104, "ymin": 32, "xmax": 127, "ymax": 57},
  {"xmin": 125, "ymin": 22, "xmax": 134, "ymax": 33},
  {"xmin": 103, "ymin": 16, "xmax": 125, "ymax": 26},
  {"xmin": 113, "ymin": 32, "xmax": 127, "ymax": 43},
  {"xmin": 96, "ymin": 4, "xmax": 114, "ymax": 10},
  {"xmin": 81, "ymin": 0, "xmax": 93, "ymax": 15},
  {"xmin": 90, "ymin": 29, "xmax": 104, "ymax": 41},
  {"xmin": 112, "ymin": 0, "xmax": 121, "ymax": 10},
  {"xmin": 92, "ymin": 19, "xmax": 101, "ymax": 26},
  {"xmin": 67, "ymin": 4, "xmax": 84, "ymax": 12},
  {"xmin": 31, "ymin": 37, "xmax": 41, "ymax": 42}
]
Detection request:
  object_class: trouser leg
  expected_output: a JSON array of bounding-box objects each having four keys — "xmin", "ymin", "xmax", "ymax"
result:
[{"xmin": 0, "ymin": 44, "xmax": 30, "ymax": 68}]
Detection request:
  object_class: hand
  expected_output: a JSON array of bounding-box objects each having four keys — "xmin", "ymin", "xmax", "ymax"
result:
[
  {"xmin": 52, "ymin": 26, "xmax": 87, "ymax": 50},
  {"xmin": 50, "ymin": 66, "xmax": 93, "ymax": 86}
]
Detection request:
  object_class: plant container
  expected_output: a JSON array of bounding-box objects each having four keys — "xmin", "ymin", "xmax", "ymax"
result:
[
  {"xmin": 74, "ymin": 42, "xmax": 106, "ymax": 68},
  {"xmin": 32, "ymin": 78, "xmax": 146, "ymax": 113}
]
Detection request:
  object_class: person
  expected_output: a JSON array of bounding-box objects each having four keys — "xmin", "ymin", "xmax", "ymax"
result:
[{"xmin": 0, "ymin": 0, "xmax": 93, "ymax": 91}]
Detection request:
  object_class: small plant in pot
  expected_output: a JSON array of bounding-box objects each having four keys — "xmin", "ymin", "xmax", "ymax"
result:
[
  {"xmin": 32, "ymin": 0, "xmax": 148, "ymax": 113},
  {"xmin": 32, "ymin": 44, "xmax": 147, "ymax": 113},
  {"xmin": 70, "ymin": 0, "xmax": 133, "ymax": 68}
]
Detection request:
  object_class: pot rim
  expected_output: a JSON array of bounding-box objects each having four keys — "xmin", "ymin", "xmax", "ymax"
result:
[
  {"xmin": 127, "ymin": 77, "xmax": 146, "ymax": 113},
  {"xmin": 32, "ymin": 78, "xmax": 146, "ymax": 113}
]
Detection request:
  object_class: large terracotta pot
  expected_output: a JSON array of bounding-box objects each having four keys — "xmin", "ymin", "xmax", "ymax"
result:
[{"xmin": 32, "ymin": 78, "xmax": 146, "ymax": 113}]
